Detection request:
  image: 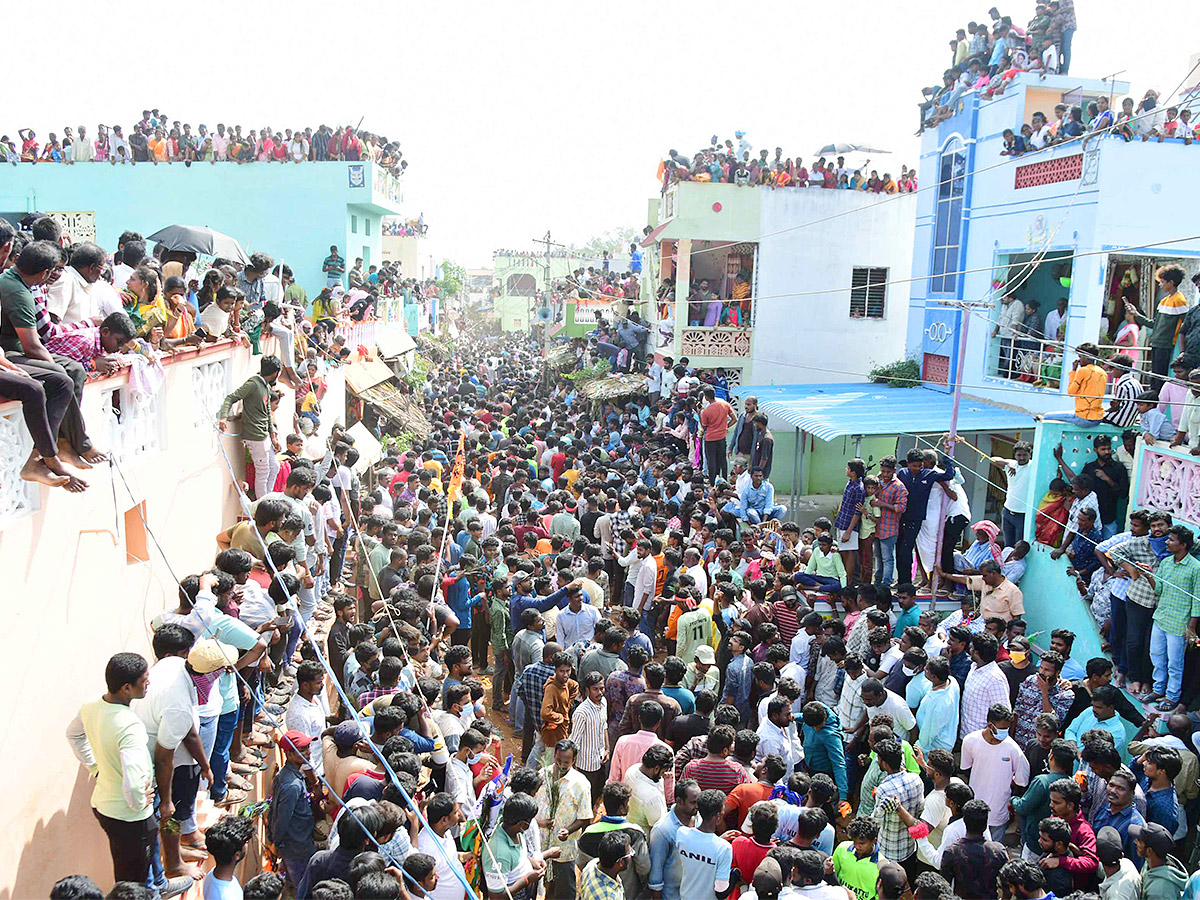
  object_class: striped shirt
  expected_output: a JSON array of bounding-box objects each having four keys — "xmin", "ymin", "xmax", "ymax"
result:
[
  {"xmin": 960, "ymin": 661, "xmax": 1011, "ymax": 738},
  {"xmin": 1103, "ymin": 373, "xmax": 1143, "ymax": 428},
  {"xmin": 680, "ymin": 756, "xmax": 750, "ymax": 794},
  {"xmin": 570, "ymin": 697, "xmax": 608, "ymax": 772}
]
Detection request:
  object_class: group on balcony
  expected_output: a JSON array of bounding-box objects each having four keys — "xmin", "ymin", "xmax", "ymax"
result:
[
  {"xmin": 659, "ymin": 140, "xmax": 916, "ymax": 195},
  {"xmin": 3, "ymin": 109, "xmax": 408, "ymax": 177},
  {"xmin": 0, "ymin": 215, "xmax": 398, "ymax": 499}
]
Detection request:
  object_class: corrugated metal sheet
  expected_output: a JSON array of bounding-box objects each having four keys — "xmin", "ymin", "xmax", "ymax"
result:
[{"xmin": 732, "ymin": 382, "xmax": 1031, "ymax": 441}]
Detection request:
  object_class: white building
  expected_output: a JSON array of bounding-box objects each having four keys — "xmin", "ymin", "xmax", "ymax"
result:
[{"xmin": 642, "ymin": 181, "xmax": 917, "ymax": 394}]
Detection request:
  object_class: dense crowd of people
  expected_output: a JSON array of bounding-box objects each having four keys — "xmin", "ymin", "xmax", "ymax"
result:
[
  {"xmin": 37, "ymin": 276, "xmax": 1200, "ymax": 900},
  {"xmin": 2, "ymin": 110, "xmax": 407, "ymax": 177},
  {"xmin": 659, "ymin": 138, "xmax": 917, "ymax": 195},
  {"xmin": 383, "ymin": 218, "xmax": 428, "ymax": 238}
]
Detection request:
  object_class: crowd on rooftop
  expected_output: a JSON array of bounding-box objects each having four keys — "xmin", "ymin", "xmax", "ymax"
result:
[
  {"xmin": 660, "ymin": 137, "xmax": 917, "ymax": 195},
  {"xmin": 20, "ymin": 237, "xmax": 1200, "ymax": 900},
  {"xmin": 2, "ymin": 109, "xmax": 408, "ymax": 177},
  {"xmin": 921, "ymin": 2, "xmax": 1077, "ymax": 129},
  {"xmin": 383, "ymin": 218, "xmax": 428, "ymax": 238}
]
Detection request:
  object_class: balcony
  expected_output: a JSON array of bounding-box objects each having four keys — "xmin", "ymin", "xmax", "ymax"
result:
[
  {"xmin": 679, "ymin": 326, "xmax": 752, "ymax": 359},
  {"xmin": 0, "ymin": 340, "xmax": 248, "ymax": 530}
]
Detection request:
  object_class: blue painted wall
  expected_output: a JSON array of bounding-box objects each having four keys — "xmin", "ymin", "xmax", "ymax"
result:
[
  {"xmin": 0, "ymin": 160, "xmax": 403, "ymax": 299},
  {"xmin": 905, "ymin": 72, "xmax": 1200, "ymax": 415}
]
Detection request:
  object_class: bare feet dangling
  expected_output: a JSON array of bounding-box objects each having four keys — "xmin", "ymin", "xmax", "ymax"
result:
[{"xmin": 20, "ymin": 454, "xmax": 71, "ymax": 488}]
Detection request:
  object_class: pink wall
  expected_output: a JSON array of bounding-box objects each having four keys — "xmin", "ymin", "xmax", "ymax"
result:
[{"xmin": 0, "ymin": 342, "xmax": 291, "ymax": 897}]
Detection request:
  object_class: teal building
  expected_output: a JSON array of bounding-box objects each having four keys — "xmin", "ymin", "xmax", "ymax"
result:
[{"xmin": 0, "ymin": 159, "xmax": 404, "ymax": 293}]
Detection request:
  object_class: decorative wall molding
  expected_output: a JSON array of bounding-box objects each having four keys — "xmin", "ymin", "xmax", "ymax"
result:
[{"xmin": 1014, "ymin": 154, "xmax": 1083, "ymax": 189}]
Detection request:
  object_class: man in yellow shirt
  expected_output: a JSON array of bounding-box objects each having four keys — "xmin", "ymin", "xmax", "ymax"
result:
[{"xmin": 1036, "ymin": 342, "xmax": 1107, "ymax": 427}]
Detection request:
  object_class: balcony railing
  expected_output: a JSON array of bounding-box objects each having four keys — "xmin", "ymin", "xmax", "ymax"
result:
[
  {"xmin": 987, "ymin": 333, "xmax": 1064, "ymax": 387},
  {"xmin": 680, "ymin": 326, "xmax": 752, "ymax": 359},
  {"xmin": 988, "ymin": 333, "xmax": 1154, "ymax": 388},
  {"xmin": 0, "ymin": 340, "xmax": 243, "ymax": 530},
  {"xmin": 1136, "ymin": 442, "xmax": 1200, "ymax": 529}
]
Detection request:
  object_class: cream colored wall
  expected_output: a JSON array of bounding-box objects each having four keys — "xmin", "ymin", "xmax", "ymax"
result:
[{"xmin": 0, "ymin": 342, "xmax": 290, "ymax": 898}]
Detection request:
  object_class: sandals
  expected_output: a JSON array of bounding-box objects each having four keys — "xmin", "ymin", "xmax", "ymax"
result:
[{"xmin": 1157, "ymin": 699, "xmax": 1179, "ymax": 712}]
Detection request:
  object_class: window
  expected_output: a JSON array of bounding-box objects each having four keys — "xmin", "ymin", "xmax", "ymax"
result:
[
  {"xmin": 930, "ymin": 141, "xmax": 966, "ymax": 294},
  {"xmin": 351, "ymin": 214, "xmax": 358, "ymax": 234},
  {"xmin": 365, "ymin": 217, "xmax": 372, "ymax": 236},
  {"xmin": 850, "ymin": 267, "xmax": 887, "ymax": 319}
]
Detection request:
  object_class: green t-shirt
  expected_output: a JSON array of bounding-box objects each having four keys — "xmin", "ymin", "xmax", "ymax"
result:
[
  {"xmin": 832, "ymin": 841, "xmax": 885, "ymax": 900},
  {"xmin": 0, "ymin": 267, "xmax": 37, "ymax": 354},
  {"xmin": 78, "ymin": 698, "xmax": 154, "ymax": 821},
  {"xmin": 484, "ymin": 823, "xmax": 530, "ymax": 894}
]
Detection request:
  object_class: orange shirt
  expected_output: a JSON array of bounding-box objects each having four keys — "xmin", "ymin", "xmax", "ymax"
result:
[{"xmin": 1068, "ymin": 364, "xmax": 1107, "ymax": 420}]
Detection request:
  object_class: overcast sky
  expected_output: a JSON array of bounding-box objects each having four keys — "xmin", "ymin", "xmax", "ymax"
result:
[{"xmin": 12, "ymin": 1, "xmax": 1200, "ymax": 269}]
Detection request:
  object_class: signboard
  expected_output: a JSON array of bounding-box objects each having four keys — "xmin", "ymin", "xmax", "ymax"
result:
[
  {"xmin": 348, "ymin": 164, "xmax": 366, "ymax": 188},
  {"xmin": 922, "ymin": 305, "xmax": 959, "ymax": 356},
  {"xmin": 572, "ymin": 302, "xmax": 611, "ymax": 325}
]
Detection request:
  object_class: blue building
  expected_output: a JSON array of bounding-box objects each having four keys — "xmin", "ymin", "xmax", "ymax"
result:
[
  {"xmin": 905, "ymin": 70, "xmax": 1200, "ymax": 413},
  {"xmin": 0, "ymin": 159, "xmax": 404, "ymax": 295}
]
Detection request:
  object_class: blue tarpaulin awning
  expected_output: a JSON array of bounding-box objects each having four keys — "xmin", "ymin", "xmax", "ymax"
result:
[{"xmin": 731, "ymin": 383, "xmax": 1032, "ymax": 442}]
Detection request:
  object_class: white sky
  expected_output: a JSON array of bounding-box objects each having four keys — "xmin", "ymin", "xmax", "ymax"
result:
[{"xmin": 11, "ymin": 1, "xmax": 1200, "ymax": 269}]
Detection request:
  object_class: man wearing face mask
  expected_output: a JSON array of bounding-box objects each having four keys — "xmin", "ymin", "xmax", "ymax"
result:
[{"xmin": 960, "ymin": 702, "xmax": 1030, "ymax": 843}]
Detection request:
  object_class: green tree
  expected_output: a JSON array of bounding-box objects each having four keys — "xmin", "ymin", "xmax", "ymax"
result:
[{"xmin": 437, "ymin": 258, "xmax": 466, "ymax": 297}]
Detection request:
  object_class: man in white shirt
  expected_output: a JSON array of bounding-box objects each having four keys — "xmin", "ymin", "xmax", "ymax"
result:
[
  {"xmin": 632, "ymin": 540, "xmax": 659, "ymax": 624},
  {"xmin": 72, "ymin": 125, "xmax": 96, "ymax": 162},
  {"xmin": 45, "ymin": 243, "xmax": 106, "ymax": 323},
  {"xmin": 284, "ymin": 661, "xmax": 332, "ymax": 776},
  {"xmin": 1043, "ymin": 296, "xmax": 1068, "ymax": 344},
  {"xmin": 861, "ymin": 679, "xmax": 916, "ymax": 740},
  {"xmin": 993, "ymin": 294, "xmax": 1025, "ymax": 378},
  {"xmin": 755, "ymin": 696, "xmax": 804, "ymax": 774},
  {"xmin": 132, "ymin": 628, "xmax": 226, "ymax": 881},
  {"xmin": 109, "ymin": 125, "xmax": 131, "ymax": 164},
  {"xmin": 418, "ymin": 794, "xmax": 469, "ymax": 900}
]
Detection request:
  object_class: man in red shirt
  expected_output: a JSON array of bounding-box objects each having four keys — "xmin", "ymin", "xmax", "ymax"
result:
[
  {"xmin": 680, "ymin": 725, "xmax": 749, "ymax": 792},
  {"xmin": 698, "ymin": 386, "xmax": 736, "ymax": 482}
]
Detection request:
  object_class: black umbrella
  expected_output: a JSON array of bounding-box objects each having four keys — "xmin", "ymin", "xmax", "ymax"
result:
[{"xmin": 145, "ymin": 224, "xmax": 248, "ymax": 263}]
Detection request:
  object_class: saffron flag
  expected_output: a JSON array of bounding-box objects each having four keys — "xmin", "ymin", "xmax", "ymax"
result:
[{"xmin": 446, "ymin": 428, "xmax": 466, "ymax": 503}]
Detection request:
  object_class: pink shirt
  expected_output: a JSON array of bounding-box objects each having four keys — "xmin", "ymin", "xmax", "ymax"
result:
[
  {"xmin": 1159, "ymin": 381, "xmax": 1190, "ymax": 429},
  {"xmin": 609, "ymin": 730, "xmax": 674, "ymax": 804}
]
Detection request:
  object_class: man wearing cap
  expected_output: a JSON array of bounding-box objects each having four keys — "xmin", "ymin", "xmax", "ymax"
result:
[
  {"xmin": 1131, "ymin": 822, "xmax": 1187, "ymax": 899},
  {"xmin": 270, "ymin": 729, "xmax": 323, "ymax": 892},
  {"xmin": 682, "ymin": 644, "xmax": 719, "ymax": 695},
  {"xmin": 1096, "ymin": 826, "xmax": 1142, "ymax": 900}
]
